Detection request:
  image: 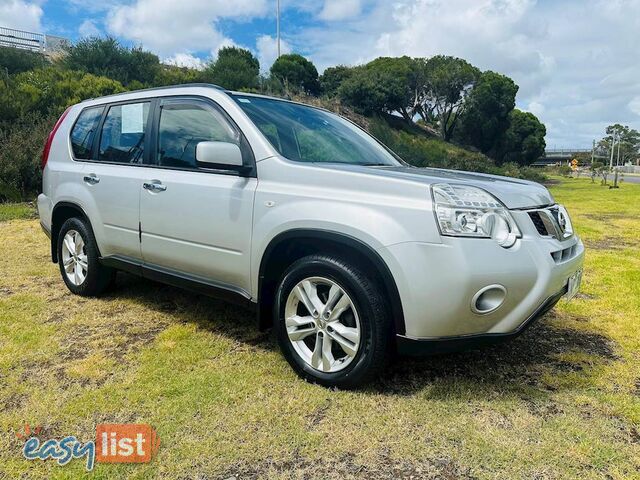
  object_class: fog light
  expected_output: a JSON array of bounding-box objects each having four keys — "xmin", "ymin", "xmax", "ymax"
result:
[{"xmin": 471, "ymin": 285, "xmax": 506, "ymax": 314}]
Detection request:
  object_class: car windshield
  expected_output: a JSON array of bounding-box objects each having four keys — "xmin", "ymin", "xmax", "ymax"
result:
[{"xmin": 232, "ymin": 95, "xmax": 402, "ymax": 166}]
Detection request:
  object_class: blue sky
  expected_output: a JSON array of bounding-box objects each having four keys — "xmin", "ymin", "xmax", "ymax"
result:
[{"xmin": 2, "ymin": 0, "xmax": 640, "ymax": 149}]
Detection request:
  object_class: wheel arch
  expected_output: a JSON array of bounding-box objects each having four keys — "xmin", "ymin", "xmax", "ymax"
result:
[
  {"xmin": 257, "ymin": 229, "xmax": 406, "ymax": 335},
  {"xmin": 50, "ymin": 202, "xmax": 93, "ymax": 263}
]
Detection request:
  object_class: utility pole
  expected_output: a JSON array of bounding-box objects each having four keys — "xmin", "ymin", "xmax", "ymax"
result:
[
  {"xmin": 616, "ymin": 135, "xmax": 621, "ymax": 166},
  {"xmin": 610, "ymin": 132, "xmax": 616, "ymax": 169},
  {"xmin": 591, "ymin": 139, "xmax": 595, "ymax": 165},
  {"xmin": 276, "ymin": 0, "xmax": 281, "ymax": 58}
]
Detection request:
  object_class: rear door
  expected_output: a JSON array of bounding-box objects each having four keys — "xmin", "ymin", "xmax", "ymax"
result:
[
  {"xmin": 139, "ymin": 96, "xmax": 257, "ymax": 295},
  {"xmin": 73, "ymin": 101, "xmax": 152, "ymax": 260}
]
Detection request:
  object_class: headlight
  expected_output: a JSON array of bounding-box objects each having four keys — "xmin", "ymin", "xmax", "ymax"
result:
[{"xmin": 431, "ymin": 183, "xmax": 521, "ymax": 248}]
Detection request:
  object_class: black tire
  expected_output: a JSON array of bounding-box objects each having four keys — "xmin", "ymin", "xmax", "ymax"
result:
[
  {"xmin": 274, "ymin": 254, "xmax": 392, "ymax": 388},
  {"xmin": 57, "ymin": 217, "xmax": 114, "ymax": 296}
]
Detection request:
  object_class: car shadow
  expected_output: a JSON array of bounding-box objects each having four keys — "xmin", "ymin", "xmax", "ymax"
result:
[
  {"xmin": 373, "ymin": 318, "xmax": 618, "ymax": 397},
  {"xmin": 110, "ymin": 273, "xmax": 617, "ymax": 397}
]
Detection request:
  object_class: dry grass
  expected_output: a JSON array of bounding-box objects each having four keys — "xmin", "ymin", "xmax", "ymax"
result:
[{"xmin": 0, "ymin": 177, "xmax": 639, "ymax": 479}]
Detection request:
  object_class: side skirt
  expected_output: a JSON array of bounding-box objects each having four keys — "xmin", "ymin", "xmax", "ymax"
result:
[{"xmin": 100, "ymin": 255, "xmax": 256, "ymax": 311}]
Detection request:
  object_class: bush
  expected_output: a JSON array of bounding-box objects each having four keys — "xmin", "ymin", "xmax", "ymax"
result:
[
  {"xmin": 13, "ymin": 67, "xmax": 125, "ymax": 118},
  {"xmin": 0, "ymin": 113, "xmax": 55, "ymax": 201},
  {"xmin": 153, "ymin": 65, "xmax": 201, "ymax": 87},
  {"xmin": 0, "ymin": 46, "xmax": 47, "ymax": 75},
  {"xmin": 557, "ymin": 165, "xmax": 573, "ymax": 177},
  {"xmin": 0, "ymin": 68, "xmax": 125, "ymax": 202},
  {"xmin": 61, "ymin": 37, "xmax": 160, "ymax": 86}
]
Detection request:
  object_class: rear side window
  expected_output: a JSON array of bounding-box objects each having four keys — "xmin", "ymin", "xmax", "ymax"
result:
[
  {"xmin": 98, "ymin": 102, "xmax": 150, "ymax": 164},
  {"xmin": 156, "ymin": 102, "xmax": 237, "ymax": 169},
  {"xmin": 70, "ymin": 106, "xmax": 103, "ymax": 159}
]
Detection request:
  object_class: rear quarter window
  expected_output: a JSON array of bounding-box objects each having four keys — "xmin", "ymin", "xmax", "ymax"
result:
[{"xmin": 70, "ymin": 106, "xmax": 104, "ymax": 159}]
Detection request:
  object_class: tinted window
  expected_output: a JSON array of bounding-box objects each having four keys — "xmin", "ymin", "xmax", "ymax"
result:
[
  {"xmin": 157, "ymin": 102, "xmax": 237, "ymax": 169},
  {"xmin": 233, "ymin": 95, "xmax": 401, "ymax": 166},
  {"xmin": 98, "ymin": 102, "xmax": 150, "ymax": 164},
  {"xmin": 70, "ymin": 106, "xmax": 103, "ymax": 159}
]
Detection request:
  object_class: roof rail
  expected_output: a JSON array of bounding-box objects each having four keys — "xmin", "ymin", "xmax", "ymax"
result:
[{"xmin": 82, "ymin": 83, "xmax": 226, "ymax": 103}]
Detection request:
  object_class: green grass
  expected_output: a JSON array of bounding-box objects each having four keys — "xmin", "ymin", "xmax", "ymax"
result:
[
  {"xmin": 0, "ymin": 202, "xmax": 36, "ymax": 222},
  {"xmin": 0, "ymin": 178, "xmax": 639, "ymax": 479}
]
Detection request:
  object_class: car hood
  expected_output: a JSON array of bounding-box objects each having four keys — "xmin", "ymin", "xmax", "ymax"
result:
[{"xmin": 318, "ymin": 164, "xmax": 555, "ymax": 209}]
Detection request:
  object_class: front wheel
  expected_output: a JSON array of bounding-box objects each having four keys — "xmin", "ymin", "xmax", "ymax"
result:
[{"xmin": 274, "ymin": 254, "xmax": 391, "ymax": 388}]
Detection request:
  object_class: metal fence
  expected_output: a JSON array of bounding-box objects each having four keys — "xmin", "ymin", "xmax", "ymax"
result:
[{"xmin": 0, "ymin": 26, "xmax": 46, "ymax": 53}]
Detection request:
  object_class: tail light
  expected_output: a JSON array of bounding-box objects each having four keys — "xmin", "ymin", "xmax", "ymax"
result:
[{"xmin": 41, "ymin": 106, "xmax": 72, "ymax": 170}]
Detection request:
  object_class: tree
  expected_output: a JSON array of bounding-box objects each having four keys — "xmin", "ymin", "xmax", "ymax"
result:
[
  {"xmin": 496, "ymin": 109, "xmax": 546, "ymax": 166},
  {"xmin": 365, "ymin": 56, "xmax": 428, "ymax": 122},
  {"xmin": 202, "ymin": 47, "xmax": 259, "ymax": 91},
  {"xmin": 62, "ymin": 37, "xmax": 160, "ymax": 86},
  {"xmin": 338, "ymin": 56, "xmax": 427, "ymax": 122},
  {"xmin": 455, "ymin": 71, "xmax": 518, "ymax": 155},
  {"xmin": 320, "ymin": 65, "xmax": 355, "ymax": 97},
  {"xmin": 0, "ymin": 46, "xmax": 47, "ymax": 75},
  {"xmin": 338, "ymin": 65, "xmax": 407, "ymax": 117},
  {"xmin": 270, "ymin": 54, "xmax": 320, "ymax": 95},
  {"xmin": 600, "ymin": 124, "xmax": 640, "ymax": 166},
  {"xmin": 422, "ymin": 56, "xmax": 480, "ymax": 141}
]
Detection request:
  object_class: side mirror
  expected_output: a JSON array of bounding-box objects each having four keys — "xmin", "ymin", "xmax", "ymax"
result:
[{"xmin": 196, "ymin": 141, "xmax": 243, "ymax": 168}]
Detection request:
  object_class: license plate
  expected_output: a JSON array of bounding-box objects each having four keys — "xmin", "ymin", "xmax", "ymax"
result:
[{"xmin": 565, "ymin": 268, "xmax": 582, "ymax": 300}]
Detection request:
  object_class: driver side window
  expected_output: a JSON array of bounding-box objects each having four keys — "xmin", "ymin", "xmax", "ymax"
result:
[{"xmin": 157, "ymin": 102, "xmax": 237, "ymax": 169}]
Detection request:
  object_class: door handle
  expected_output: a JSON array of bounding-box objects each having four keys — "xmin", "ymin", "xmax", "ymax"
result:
[
  {"xmin": 83, "ymin": 174, "xmax": 100, "ymax": 185},
  {"xmin": 143, "ymin": 181, "xmax": 167, "ymax": 192}
]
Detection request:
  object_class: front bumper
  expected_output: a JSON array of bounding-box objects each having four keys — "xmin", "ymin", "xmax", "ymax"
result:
[
  {"xmin": 378, "ymin": 221, "xmax": 585, "ymax": 342},
  {"xmin": 395, "ymin": 286, "xmax": 566, "ymax": 355}
]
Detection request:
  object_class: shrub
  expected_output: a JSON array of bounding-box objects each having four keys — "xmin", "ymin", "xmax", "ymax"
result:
[
  {"xmin": 61, "ymin": 37, "xmax": 160, "ymax": 86},
  {"xmin": 0, "ymin": 46, "xmax": 47, "ymax": 75},
  {"xmin": 557, "ymin": 165, "xmax": 573, "ymax": 177},
  {"xmin": 13, "ymin": 67, "xmax": 125, "ymax": 118},
  {"xmin": 0, "ymin": 113, "xmax": 55, "ymax": 201}
]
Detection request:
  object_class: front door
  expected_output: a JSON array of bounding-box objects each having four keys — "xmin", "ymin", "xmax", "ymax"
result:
[{"xmin": 139, "ymin": 97, "xmax": 257, "ymax": 294}]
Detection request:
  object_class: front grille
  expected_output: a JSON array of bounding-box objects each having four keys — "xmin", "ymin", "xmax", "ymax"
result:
[
  {"xmin": 526, "ymin": 205, "xmax": 572, "ymax": 240},
  {"xmin": 528, "ymin": 211, "xmax": 548, "ymax": 235}
]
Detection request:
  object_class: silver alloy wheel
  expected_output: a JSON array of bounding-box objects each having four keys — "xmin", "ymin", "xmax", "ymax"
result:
[
  {"xmin": 284, "ymin": 276, "xmax": 361, "ymax": 373},
  {"xmin": 61, "ymin": 230, "xmax": 88, "ymax": 286}
]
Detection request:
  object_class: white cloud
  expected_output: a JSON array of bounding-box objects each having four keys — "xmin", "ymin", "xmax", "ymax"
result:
[
  {"xmin": 527, "ymin": 101, "xmax": 545, "ymax": 118},
  {"xmin": 78, "ymin": 19, "xmax": 101, "ymax": 38},
  {"xmin": 0, "ymin": 0, "xmax": 43, "ymax": 32},
  {"xmin": 318, "ymin": 0, "xmax": 361, "ymax": 21},
  {"xmin": 164, "ymin": 53, "xmax": 206, "ymax": 70},
  {"xmin": 106, "ymin": 0, "xmax": 268, "ymax": 57},
  {"xmin": 629, "ymin": 97, "xmax": 640, "ymax": 117},
  {"xmin": 256, "ymin": 34, "xmax": 291, "ymax": 73}
]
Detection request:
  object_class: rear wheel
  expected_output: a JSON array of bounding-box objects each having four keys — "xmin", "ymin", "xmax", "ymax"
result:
[
  {"xmin": 57, "ymin": 217, "xmax": 114, "ymax": 296},
  {"xmin": 274, "ymin": 254, "xmax": 391, "ymax": 388}
]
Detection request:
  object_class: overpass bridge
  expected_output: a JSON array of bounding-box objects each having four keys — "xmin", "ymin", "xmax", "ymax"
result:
[{"xmin": 534, "ymin": 148, "xmax": 607, "ymax": 166}]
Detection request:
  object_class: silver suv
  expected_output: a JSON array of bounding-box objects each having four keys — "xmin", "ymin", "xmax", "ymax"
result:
[{"xmin": 38, "ymin": 84, "xmax": 584, "ymax": 387}]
